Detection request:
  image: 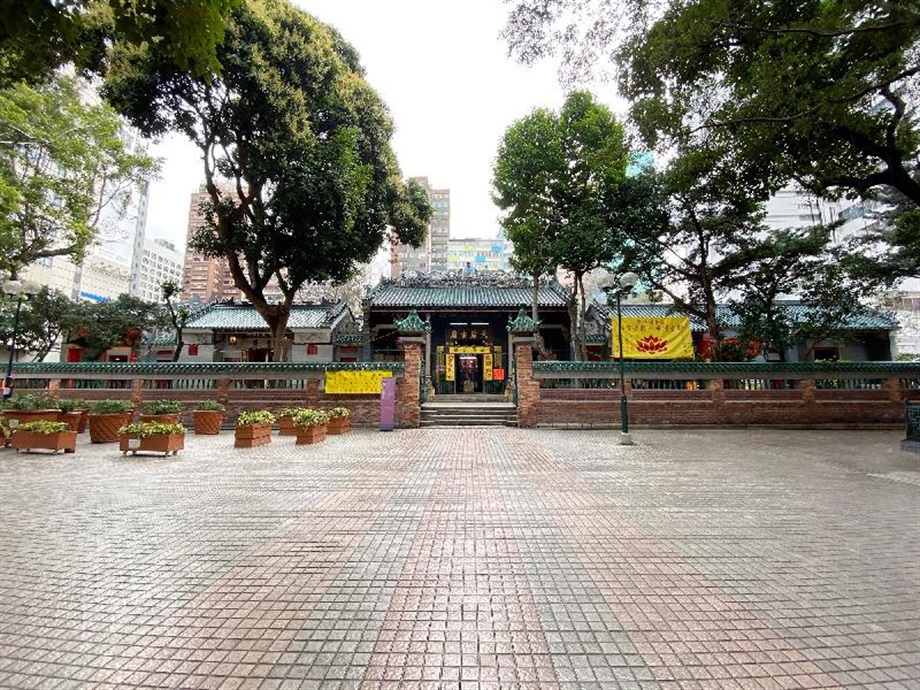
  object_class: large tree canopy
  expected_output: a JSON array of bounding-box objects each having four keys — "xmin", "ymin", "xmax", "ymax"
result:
[
  {"xmin": 103, "ymin": 0, "xmax": 430, "ymax": 360},
  {"xmin": 0, "ymin": 74, "xmax": 156, "ymax": 279},
  {"xmin": 503, "ymin": 0, "xmax": 920, "ymax": 205},
  {"xmin": 493, "ymin": 90, "xmax": 630, "ymax": 358},
  {"xmin": 0, "ymin": 0, "xmax": 238, "ymax": 87}
]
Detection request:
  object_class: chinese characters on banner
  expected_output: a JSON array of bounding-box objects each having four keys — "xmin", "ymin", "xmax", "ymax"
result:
[
  {"xmin": 610, "ymin": 317, "xmax": 693, "ymax": 359},
  {"xmin": 483, "ymin": 354, "xmax": 493, "ymax": 381},
  {"xmin": 445, "ymin": 354, "xmax": 455, "ymax": 381},
  {"xmin": 324, "ymin": 370, "xmax": 393, "ymax": 394}
]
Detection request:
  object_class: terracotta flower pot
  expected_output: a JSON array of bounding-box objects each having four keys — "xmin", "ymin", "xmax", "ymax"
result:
[
  {"xmin": 278, "ymin": 416, "xmax": 297, "ymax": 436},
  {"xmin": 120, "ymin": 433, "xmax": 184, "ymax": 456},
  {"xmin": 77, "ymin": 410, "xmax": 89, "ymax": 433},
  {"xmin": 12, "ymin": 430, "xmax": 77, "ymax": 454},
  {"xmin": 295, "ymin": 424, "xmax": 327, "ymax": 445},
  {"xmin": 88, "ymin": 413, "xmax": 133, "ymax": 443},
  {"xmin": 235, "ymin": 422, "xmax": 272, "ymax": 448},
  {"xmin": 59, "ymin": 412, "xmax": 83, "ymax": 432},
  {"xmin": 327, "ymin": 417, "xmax": 350, "ymax": 435},
  {"xmin": 193, "ymin": 410, "xmax": 224, "ymax": 435},
  {"xmin": 140, "ymin": 413, "xmax": 181, "ymax": 425}
]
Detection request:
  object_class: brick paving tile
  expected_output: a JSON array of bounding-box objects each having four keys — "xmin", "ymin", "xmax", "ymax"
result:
[{"xmin": 0, "ymin": 427, "xmax": 917, "ymax": 689}]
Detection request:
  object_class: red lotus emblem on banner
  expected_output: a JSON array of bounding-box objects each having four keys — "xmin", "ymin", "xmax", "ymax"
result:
[{"xmin": 635, "ymin": 335, "xmax": 668, "ymax": 354}]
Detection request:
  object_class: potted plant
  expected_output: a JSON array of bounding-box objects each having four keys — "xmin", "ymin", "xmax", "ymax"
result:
[
  {"xmin": 140, "ymin": 400, "xmax": 182, "ymax": 424},
  {"xmin": 326, "ymin": 407, "xmax": 351, "ymax": 435},
  {"xmin": 277, "ymin": 407, "xmax": 307, "ymax": 436},
  {"xmin": 57, "ymin": 398, "xmax": 89, "ymax": 433},
  {"xmin": 192, "ymin": 400, "xmax": 225, "ymax": 435},
  {"xmin": 235, "ymin": 410, "xmax": 275, "ymax": 448},
  {"xmin": 3, "ymin": 393, "xmax": 62, "ymax": 428},
  {"xmin": 11, "ymin": 420, "xmax": 77, "ymax": 454},
  {"xmin": 293, "ymin": 409, "xmax": 329, "ymax": 445},
  {"xmin": 88, "ymin": 399, "xmax": 135, "ymax": 443},
  {"xmin": 119, "ymin": 422, "xmax": 185, "ymax": 456}
]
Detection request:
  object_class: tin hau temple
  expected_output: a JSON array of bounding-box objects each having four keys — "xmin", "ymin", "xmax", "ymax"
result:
[{"xmin": 362, "ymin": 273, "xmax": 574, "ymax": 396}]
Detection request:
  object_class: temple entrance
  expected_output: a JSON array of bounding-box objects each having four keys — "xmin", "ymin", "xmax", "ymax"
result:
[{"xmin": 458, "ymin": 355, "xmax": 480, "ymax": 393}]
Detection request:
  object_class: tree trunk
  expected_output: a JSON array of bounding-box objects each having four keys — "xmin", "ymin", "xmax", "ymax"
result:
[
  {"xmin": 172, "ymin": 329, "xmax": 184, "ymax": 362},
  {"xmin": 568, "ymin": 277, "xmax": 579, "ymax": 361},
  {"xmin": 577, "ymin": 272, "xmax": 588, "ymax": 361},
  {"xmin": 271, "ymin": 321, "xmax": 288, "ymax": 362},
  {"xmin": 531, "ymin": 273, "xmax": 540, "ymax": 322},
  {"xmin": 251, "ymin": 300, "xmax": 292, "ymax": 363},
  {"xmin": 705, "ymin": 302, "xmax": 721, "ymax": 362}
]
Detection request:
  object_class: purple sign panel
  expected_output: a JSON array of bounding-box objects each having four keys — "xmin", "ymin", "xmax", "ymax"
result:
[{"xmin": 379, "ymin": 376, "xmax": 396, "ymax": 431}]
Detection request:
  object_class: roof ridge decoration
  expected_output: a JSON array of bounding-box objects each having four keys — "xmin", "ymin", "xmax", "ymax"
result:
[
  {"xmin": 507, "ymin": 308, "xmax": 541, "ymax": 334},
  {"xmin": 370, "ymin": 269, "xmax": 562, "ymax": 291},
  {"xmin": 394, "ymin": 309, "xmax": 429, "ymax": 334}
]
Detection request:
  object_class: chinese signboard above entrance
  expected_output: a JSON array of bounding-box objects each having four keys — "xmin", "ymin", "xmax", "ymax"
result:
[{"xmin": 610, "ymin": 317, "xmax": 693, "ymax": 359}]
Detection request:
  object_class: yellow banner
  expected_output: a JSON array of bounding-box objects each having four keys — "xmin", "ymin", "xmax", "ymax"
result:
[
  {"xmin": 325, "ymin": 370, "xmax": 392, "ymax": 394},
  {"xmin": 610, "ymin": 316, "xmax": 693, "ymax": 359},
  {"xmin": 483, "ymin": 354, "xmax": 493, "ymax": 381},
  {"xmin": 448, "ymin": 346, "xmax": 492, "ymax": 354},
  {"xmin": 445, "ymin": 354, "xmax": 455, "ymax": 381}
]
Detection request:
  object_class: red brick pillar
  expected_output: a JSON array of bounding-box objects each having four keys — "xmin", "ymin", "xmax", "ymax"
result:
[
  {"xmin": 47, "ymin": 379, "xmax": 61, "ymax": 398},
  {"xmin": 515, "ymin": 338, "xmax": 540, "ymax": 428},
  {"xmin": 305, "ymin": 378, "xmax": 320, "ymax": 406},
  {"xmin": 397, "ymin": 338, "xmax": 422, "ymax": 428},
  {"xmin": 130, "ymin": 378, "xmax": 144, "ymax": 410},
  {"xmin": 216, "ymin": 379, "xmax": 230, "ymax": 407},
  {"xmin": 883, "ymin": 377, "xmax": 902, "ymax": 404},
  {"xmin": 796, "ymin": 378, "xmax": 815, "ymax": 404}
]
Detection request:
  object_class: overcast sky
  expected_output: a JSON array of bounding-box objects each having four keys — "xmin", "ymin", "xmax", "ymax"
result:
[{"xmin": 144, "ymin": 1, "xmax": 624, "ymax": 248}]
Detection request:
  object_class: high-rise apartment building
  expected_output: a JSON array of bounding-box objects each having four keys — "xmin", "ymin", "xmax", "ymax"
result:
[
  {"xmin": 447, "ymin": 237, "xmax": 511, "ymax": 272},
  {"xmin": 137, "ymin": 239, "xmax": 185, "ymax": 302},
  {"xmin": 391, "ymin": 177, "xmax": 450, "ymax": 278},
  {"xmin": 181, "ymin": 185, "xmax": 239, "ymax": 301}
]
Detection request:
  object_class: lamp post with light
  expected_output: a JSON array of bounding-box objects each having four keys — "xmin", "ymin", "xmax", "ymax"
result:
[
  {"xmin": 2, "ymin": 278, "xmax": 42, "ymax": 398},
  {"xmin": 599, "ymin": 271, "xmax": 639, "ymax": 445}
]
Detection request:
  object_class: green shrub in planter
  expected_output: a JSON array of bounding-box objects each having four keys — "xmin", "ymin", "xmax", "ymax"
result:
[
  {"xmin": 237, "ymin": 410, "xmax": 275, "ymax": 426},
  {"xmin": 195, "ymin": 400, "xmax": 225, "ymax": 412},
  {"xmin": 293, "ymin": 409, "xmax": 329, "ymax": 429},
  {"xmin": 278, "ymin": 407, "xmax": 308, "ymax": 418},
  {"xmin": 90, "ymin": 399, "xmax": 135, "ymax": 414},
  {"xmin": 56, "ymin": 398, "xmax": 88, "ymax": 413},
  {"xmin": 329, "ymin": 407, "xmax": 351, "ymax": 418},
  {"xmin": 142, "ymin": 400, "xmax": 182, "ymax": 415},
  {"xmin": 6, "ymin": 393, "xmax": 62, "ymax": 411},
  {"xmin": 16, "ymin": 420, "xmax": 71, "ymax": 434},
  {"xmin": 118, "ymin": 422, "xmax": 186, "ymax": 438}
]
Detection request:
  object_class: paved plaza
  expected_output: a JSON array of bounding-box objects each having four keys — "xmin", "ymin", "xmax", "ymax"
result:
[{"xmin": 0, "ymin": 428, "xmax": 918, "ymax": 689}]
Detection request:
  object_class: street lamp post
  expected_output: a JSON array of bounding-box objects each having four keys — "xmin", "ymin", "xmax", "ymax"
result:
[
  {"xmin": 3, "ymin": 279, "xmax": 41, "ymax": 399},
  {"xmin": 601, "ymin": 271, "xmax": 639, "ymax": 445}
]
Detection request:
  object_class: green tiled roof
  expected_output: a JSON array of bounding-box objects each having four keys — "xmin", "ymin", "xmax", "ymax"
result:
[
  {"xmin": 186, "ymin": 302, "xmax": 347, "ymax": 331},
  {"xmin": 591, "ymin": 301, "xmax": 897, "ymax": 332},
  {"xmin": 11, "ymin": 361, "xmax": 402, "ymax": 378},
  {"xmin": 369, "ymin": 285, "xmax": 568, "ymax": 309}
]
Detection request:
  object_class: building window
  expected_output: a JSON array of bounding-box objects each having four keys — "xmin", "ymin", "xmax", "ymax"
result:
[{"xmin": 306, "ymin": 343, "xmax": 319, "ymax": 355}]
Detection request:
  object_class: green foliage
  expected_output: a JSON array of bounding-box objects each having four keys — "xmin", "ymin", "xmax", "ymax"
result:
[
  {"xmin": 194, "ymin": 400, "xmax": 225, "ymax": 411},
  {"xmin": 0, "ymin": 288, "xmax": 83, "ymax": 361},
  {"xmin": 278, "ymin": 407, "xmax": 307, "ymax": 419},
  {"xmin": 4, "ymin": 393, "xmax": 61, "ymax": 411},
  {"xmin": 160, "ymin": 281, "xmax": 189, "ymax": 362},
  {"xmin": 0, "ymin": 75, "xmax": 157, "ymax": 279},
  {"xmin": 293, "ymin": 409, "xmax": 329, "ymax": 429},
  {"xmin": 118, "ymin": 422, "xmax": 185, "ymax": 438},
  {"xmin": 142, "ymin": 400, "xmax": 181, "ymax": 415},
  {"xmin": 77, "ymin": 294, "xmax": 163, "ymax": 360},
  {"xmin": 236, "ymin": 410, "xmax": 275, "ymax": 426},
  {"xmin": 15, "ymin": 420, "xmax": 70, "ymax": 434},
  {"xmin": 503, "ymin": 0, "xmax": 920, "ymax": 205},
  {"xmin": 328, "ymin": 407, "xmax": 350, "ymax": 418},
  {"xmin": 493, "ymin": 90, "xmax": 630, "ymax": 357},
  {"xmin": 56, "ymin": 398, "xmax": 88, "ymax": 413},
  {"xmin": 0, "ymin": 0, "xmax": 239, "ymax": 87},
  {"xmin": 90, "ymin": 399, "xmax": 134, "ymax": 414},
  {"xmin": 103, "ymin": 0, "xmax": 431, "ymax": 361}
]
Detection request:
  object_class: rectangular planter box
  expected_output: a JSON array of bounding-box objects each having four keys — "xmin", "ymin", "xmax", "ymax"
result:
[
  {"xmin": 279, "ymin": 416, "xmax": 297, "ymax": 436},
  {"xmin": 295, "ymin": 424, "xmax": 327, "ymax": 445},
  {"xmin": 192, "ymin": 410, "xmax": 224, "ymax": 435},
  {"xmin": 11, "ymin": 430, "xmax": 77, "ymax": 454},
  {"xmin": 120, "ymin": 433, "xmax": 185, "ymax": 456},
  {"xmin": 327, "ymin": 417, "xmax": 350, "ymax": 435},
  {"xmin": 139, "ymin": 413, "xmax": 182, "ymax": 425},
  {"xmin": 235, "ymin": 423, "xmax": 272, "ymax": 448}
]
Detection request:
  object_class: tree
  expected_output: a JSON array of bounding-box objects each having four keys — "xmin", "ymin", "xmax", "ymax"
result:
[
  {"xmin": 493, "ymin": 91, "xmax": 630, "ymax": 358},
  {"xmin": 160, "ymin": 281, "xmax": 189, "ymax": 362},
  {"xmin": 104, "ymin": 0, "xmax": 431, "ymax": 361},
  {"xmin": 0, "ymin": 288, "xmax": 83, "ymax": 361},
  {"xmin": 843, "ymin": 188, "xmax": 920, "ymax": 285},
  {"xmin": 503, "ymin": 1, "xmax": 920, "ymax": 205},
  {"xmin": 76, "ymin": 294, "xmax": 163, "ymax": 361},
  {"xmin": 0, "ymin": 74, "xmax": 157, "ymax": 279},
  {"xmin": 0, "ymin": 0, "xmax": 239, "ymax": 88}
]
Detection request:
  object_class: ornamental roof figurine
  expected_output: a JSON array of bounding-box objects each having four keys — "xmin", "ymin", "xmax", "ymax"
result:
[
  {"xmin": 507, "ymin": 308, "xmax": 541, "ymax": 334},
  {"xmin": 394, "ymin": 309, "xmax": 428, "ymax": 334}
]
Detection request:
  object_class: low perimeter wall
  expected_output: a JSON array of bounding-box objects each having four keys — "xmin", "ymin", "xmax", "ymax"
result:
[{"xmin": 515, "ymin": 345, "xmax": 920, "ymax": 429}]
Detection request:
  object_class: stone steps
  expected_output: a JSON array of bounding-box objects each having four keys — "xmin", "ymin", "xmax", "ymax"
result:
[{"xmin": 420, "ymin": 401, "xmax": 517, "ymax": 427}]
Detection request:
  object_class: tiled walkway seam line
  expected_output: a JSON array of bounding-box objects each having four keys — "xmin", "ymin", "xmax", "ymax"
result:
[
  {"xmin": 509, "ymin": 431, "xmax": 845, "ymax": 689},
  {"xmin": 358, "ymin": 428, "xmax": 562, "ymax": 689}
]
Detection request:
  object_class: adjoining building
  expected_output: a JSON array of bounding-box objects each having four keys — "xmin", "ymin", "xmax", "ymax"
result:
[
  {"xmin": 447, "ymin": 237, "xmax": 512, "ymax": 272},
  {"xmin": 391, "ymin": 176, "xmax": 450, "ymax": 278},
  {"xmin": 136, "ymin": 238, "xmax": 185, "ymax": 303},
  {"xmin": 175, "ymin": 300, "xmax": 359, "ymax": 363}
]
